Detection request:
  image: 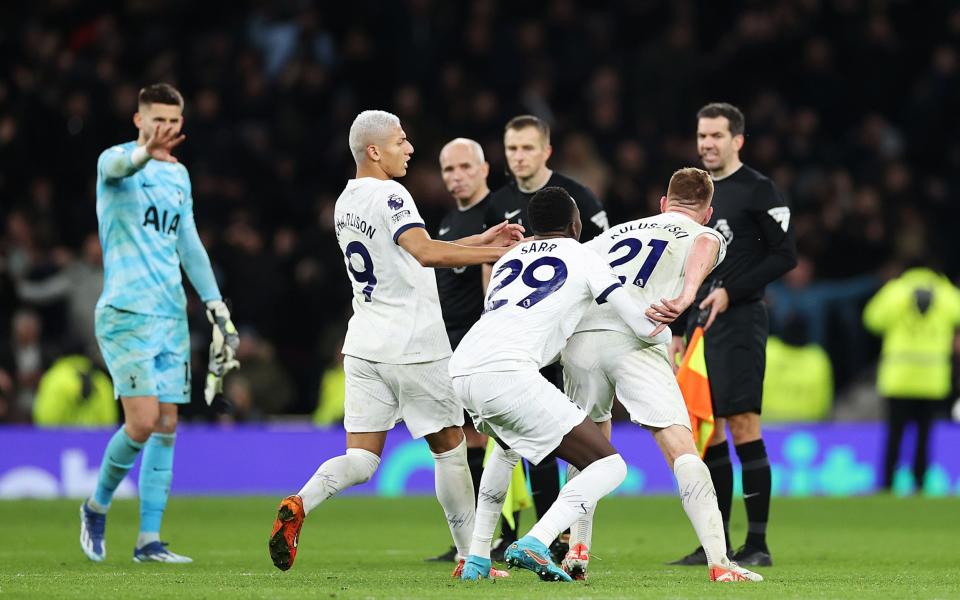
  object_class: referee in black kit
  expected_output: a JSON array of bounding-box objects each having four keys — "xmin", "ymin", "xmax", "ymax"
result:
[
  {"xmin": 425, "ymin": 137, "xmax": 495, "ymax": 563},
  {"xmin": 482, "ymin": 114, "xmax": 609, "ymax": 562},
  {"xmin": 669, "ymin": 103, "xmax": 797, "ymax": 568}
]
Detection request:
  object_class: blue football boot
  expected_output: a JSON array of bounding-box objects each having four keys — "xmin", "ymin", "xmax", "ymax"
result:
[
  {"xmin": 79, "ymin": 501, "xmax": 107, "ymax": 562},
  {"xmin": 504, "ymin": 535, "xmax": 573, "ymax": 582}
]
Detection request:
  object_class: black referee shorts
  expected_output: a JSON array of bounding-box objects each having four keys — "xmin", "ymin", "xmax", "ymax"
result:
[
  {"xmin": 695, "ymin": 300, "xmax": 769, "ymax": 418},
  {"xmin": 447, "ymin": 327, "xmax": 470, "ymax": 352}
]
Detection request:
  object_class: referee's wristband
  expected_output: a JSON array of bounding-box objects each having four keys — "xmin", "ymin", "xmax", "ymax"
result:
[{"xmin": 130, "ymin": 145, "xmax": 150, "ymax": 168}]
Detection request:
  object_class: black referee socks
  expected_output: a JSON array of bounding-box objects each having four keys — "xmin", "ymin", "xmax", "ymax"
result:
[
  {"xmin": 736, "ymin": 439, "xmax": 771, "ymax": 551},
  {"xmin": 466, "ymin": 446, "xmax": 485, "ymax": 503},
  {"xmin": 703, "ymin": 442, "xmax": 733, "ymax": 550},
  {"xmin": 528, "ymin": 456, "xmax": 562, "ymax": 519}
]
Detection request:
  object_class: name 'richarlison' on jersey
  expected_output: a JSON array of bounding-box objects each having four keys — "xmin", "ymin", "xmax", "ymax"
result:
[{"xmin": 335, "ymin": 212, "xmax": 378, "ymax": 240}]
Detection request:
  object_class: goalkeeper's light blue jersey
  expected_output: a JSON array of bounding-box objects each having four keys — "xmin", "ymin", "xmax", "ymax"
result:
[{"xmin": 95, "ymin": 141, "xmax": 221, "ymax": 318}]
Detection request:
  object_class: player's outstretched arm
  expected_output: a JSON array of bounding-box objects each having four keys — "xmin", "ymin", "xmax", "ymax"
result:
[
  {"xmin": 605, "ymin": 286, "xmax": 672, "ymax": 345},
  {"xmin": 397, "ymin": 226, "xmax": 510, "ymax": 269},
  {"xmin": 647, "ymin": 233, "xmax": 722, "ymax": 325},
  {"xmin": 454, "ymin": 220, "xmax": 525, "ymax": 247},
  {"xmin": 99, "ymin": 124, "xmax": 186, "ymax": 181}
]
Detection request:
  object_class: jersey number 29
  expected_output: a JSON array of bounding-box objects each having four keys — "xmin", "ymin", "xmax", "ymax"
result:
[{"xmin": 485, "ymin": 257, "xmax": 567, "ymax": 312}]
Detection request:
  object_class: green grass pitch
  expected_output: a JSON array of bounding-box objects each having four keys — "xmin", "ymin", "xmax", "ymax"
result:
[{"xmin": 1, "ymin": 496, "xmax": 958, "ymax": 599}]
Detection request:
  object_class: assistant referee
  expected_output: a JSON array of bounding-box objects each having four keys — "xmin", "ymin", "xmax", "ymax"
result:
[{"xmin": 669, "ymin": 103, "xmax": 797, "ymax": 568}]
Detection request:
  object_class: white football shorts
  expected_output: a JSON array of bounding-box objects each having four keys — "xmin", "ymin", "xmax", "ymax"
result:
[
  {"xmin": 451, "ymin": 370, "xmax": 586, "ymax": 465},
  {"xmin": 343, "ymin": 355, "xmax": 463, "ymax": 439},
  {"xmin": 562, "ymin": 330, "xmax": 691, "ymax": 431}
]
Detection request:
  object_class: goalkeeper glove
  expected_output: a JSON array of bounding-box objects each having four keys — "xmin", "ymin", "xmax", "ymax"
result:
[{"xmin": 204, "ymin": 300, "xmax": 240, "ymax": 405}]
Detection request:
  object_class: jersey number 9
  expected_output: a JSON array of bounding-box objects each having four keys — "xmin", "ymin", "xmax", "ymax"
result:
[{"xmin": 345, "ymin": 241, "xmax": 377, "ymax": 302}]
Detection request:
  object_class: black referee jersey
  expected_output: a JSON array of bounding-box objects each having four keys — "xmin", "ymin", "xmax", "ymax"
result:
[
  {"xmin": 484, "ymin": 172, "xmax": 608, "ymax": 242},
  {"xmin": 435, "ymin": 194, "xmax": 489, "ymax": 348},
  {"xmin": 676, "ymin": 163, "xmax": 798, "ymax": 416},
  {"xmin": 696, "ymin": 163, "xmax": 797, "ymax": 306}
]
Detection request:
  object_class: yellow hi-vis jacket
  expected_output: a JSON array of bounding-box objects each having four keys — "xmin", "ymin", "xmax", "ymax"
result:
[
  {"xmin": 863, "ymin": 268, "xmax": 960, "ymax": 400},
  {"xmin": 762, "ymin": 337, "xmax": 833, "ymax": 421},
  {"xmin": 33, "ymin": 355, "xmax": 117, "ymax": 426}
]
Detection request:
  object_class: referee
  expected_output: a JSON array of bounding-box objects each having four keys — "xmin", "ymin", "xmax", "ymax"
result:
[
  {"xmin": 669, "ymin": 103, "xmax": 797, "ymax": 568},
  {"xmin": 425, "ymin": 137, "xmax": 493, "ymax": 562},
  {"xmin": 483, "ymin": 115, "xmax": 609, "ymax": 562},
  {"xmin": 483, "ymin": 115, "xmax": 608, "ymax": 251}
]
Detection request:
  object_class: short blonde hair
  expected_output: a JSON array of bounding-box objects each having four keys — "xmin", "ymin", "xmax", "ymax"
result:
[{"xmin": 666, "ymin": 167, "xmax": 714, "ymax": 208}]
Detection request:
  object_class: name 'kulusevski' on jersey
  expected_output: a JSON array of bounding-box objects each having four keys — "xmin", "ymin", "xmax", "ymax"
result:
[{"xmin": 96, "ymin": 141, "xmax": 221, "ymax": 317}]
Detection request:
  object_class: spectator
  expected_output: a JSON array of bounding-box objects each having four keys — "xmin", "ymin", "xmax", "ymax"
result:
[
  {"xmin": 13, "ymin": 232, "xmax": 103, "ymax": 359},
  {"xmin": 0, "ymin": 309, "xmax": 52, "ymax": 420}
]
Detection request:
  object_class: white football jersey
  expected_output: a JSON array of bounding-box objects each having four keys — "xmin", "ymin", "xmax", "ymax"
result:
[
  {"xmin": 335, "ymin": 178, "xmax": 451, "ymax": 364},
  {"xmin": 449, "ymin": 237, "xmax": 623, "ymax": 376},
  {"xmin": 576, "ymin": 212, "xmax": 726, "ymax": 335}
]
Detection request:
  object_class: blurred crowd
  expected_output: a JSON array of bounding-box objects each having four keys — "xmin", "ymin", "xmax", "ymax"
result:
[{"xmin": 2, "ymin": 0, "xmax": 960, "ymax": 423}]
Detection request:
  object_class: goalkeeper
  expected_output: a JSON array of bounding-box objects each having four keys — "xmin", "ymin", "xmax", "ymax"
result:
[{"xmin": 80, "ymin": 83, "xmax": 239, "ymax": 564}]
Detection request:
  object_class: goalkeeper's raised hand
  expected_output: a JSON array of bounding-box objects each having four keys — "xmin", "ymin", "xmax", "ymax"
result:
[{"xmin": 204, "ymin": 300, "xmax": 240, "ymax": 405}]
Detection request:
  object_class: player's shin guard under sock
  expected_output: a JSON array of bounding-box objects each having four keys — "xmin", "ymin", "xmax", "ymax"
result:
[
  {"xmin": 431, "ymin": 438, "xmax": 476, "ymax": 558},
  {"xmin": 704, "ymin": 442, "xmax": 733, "ymax": 549},
  {"xmin": 674, "ymin": 453, "xmax": 728, "ymax": 566},
  {"xmin": 566, "ymin": 464, "xmax": 595, "ymax": 550},
  {"xmin": 297, "ymin": 448, "xmax": 380, "ymax": 514},
  {"xmin": 736, "ymin": 439, "xmax": 771, "ymax": 550},
  {"xmin": 93, "ymin": 428, "xmax": 145, "ymax": 510},
  {"xmin": 467, "ymin": 446, "xmax": 485, "ymax": 503},
  {"xmin": 138, "ymin": 433, "xmax": 176, "ymax": 541},
  {"xmin": 527, "ymin": 456, "xmax": 561, "ymax": 520},
  {"xmin": 470, "ymin": 445, "xmax": 520, "ymax": 559},
  {"xmin": 527, "ymin": 454, "xmax": 626, "ymax": 548}
]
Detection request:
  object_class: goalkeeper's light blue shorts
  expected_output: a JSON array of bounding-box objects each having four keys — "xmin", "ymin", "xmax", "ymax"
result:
[{"xmin": 95, "ymin": 305, "xmax": 191, "ymax": 404}]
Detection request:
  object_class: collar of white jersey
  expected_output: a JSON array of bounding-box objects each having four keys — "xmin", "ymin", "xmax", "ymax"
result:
[{"xmin": 347, "ymin": 177, "xmax": 388, "ymax": 187}]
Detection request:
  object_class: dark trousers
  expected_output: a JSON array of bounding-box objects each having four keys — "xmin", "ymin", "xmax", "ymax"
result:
[{"xmin": 882, "ymin": 397, "xmax": 938, "ymax": 490}]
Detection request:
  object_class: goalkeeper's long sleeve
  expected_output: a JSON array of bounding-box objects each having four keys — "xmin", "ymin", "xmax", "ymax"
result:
[
  {"xmin": 177, "ymin": 196, "xmax": 222, "ymax": 304},
  {"xmin": 98, "ymin": 144, "xmax": 149, "ymax": 181}
]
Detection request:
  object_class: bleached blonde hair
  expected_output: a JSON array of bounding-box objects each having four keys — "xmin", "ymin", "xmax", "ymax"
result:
[{"xmin": 348, "ymin": 110, "xmax": 401, "ymax": 164}]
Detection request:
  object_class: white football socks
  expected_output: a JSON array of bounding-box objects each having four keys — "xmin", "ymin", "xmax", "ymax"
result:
[
  {"xmin": 431, "ymin": 437, "xmax": 476, "ymax": 559},
  {"xmin": 566, "ymin": 463, "xmax": 596, "ymax": 550},
  {"xmin": 136, "ymin": 532, "xmax": 160, "ymax": 548},
  {"xmin": 673, "ymin": 453, "xmax": 729, "ymax": 567},
  {"xmin": 527, "ymin": 454, "xmax": 626, "ymax": 548},
  {"xmin": 297, "ymin": 448, "xmax": 380, "ymax": 514},
  {"xmin": 469, "ymin": 444, "xmax": 520, "ymax": 559}
]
